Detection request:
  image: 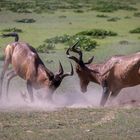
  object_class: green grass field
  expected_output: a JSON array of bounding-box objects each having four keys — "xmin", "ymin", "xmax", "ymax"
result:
[
  {"xmin": 0, "ymin": 0, "xmax": 140, "ymax": 140},
  {"xmin": 0, "ymin": 108, "xmax": 140, "ymax": 140}
]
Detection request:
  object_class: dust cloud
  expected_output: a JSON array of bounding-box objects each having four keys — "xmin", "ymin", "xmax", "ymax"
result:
[
  {"xmin": 0, "ymin": 79, "xmax": 139, "ymax": 112},
  {"xmin": 0, "ymin": 81, "xmax": 103, "ymax": 111}
]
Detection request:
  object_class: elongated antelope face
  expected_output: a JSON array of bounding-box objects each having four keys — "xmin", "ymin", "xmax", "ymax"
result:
[
  {"xmin": 75, "ymin": 64, "xmax": 90, "ymax": 93},
  {"xmin": 66, "ymin": 42, "xmax": 96, "ymax": 93}
]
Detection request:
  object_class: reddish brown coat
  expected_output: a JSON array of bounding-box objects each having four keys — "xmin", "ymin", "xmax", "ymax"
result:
[
  {"xmin": 67, "ymin": 42, "xmax": 140, "ymax": 106},
  {"xmin": 0, "ymin": 33, "xmax": 73, "ymax": 102}
]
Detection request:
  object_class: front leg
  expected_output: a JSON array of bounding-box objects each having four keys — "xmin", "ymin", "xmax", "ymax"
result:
[
  {"xmin": 27, "ymin": 81, "xmax": 34, "ymax": 102},
  {"xmin": 100, "ymin": 80, "xmax": 110, "ymax": 106}
]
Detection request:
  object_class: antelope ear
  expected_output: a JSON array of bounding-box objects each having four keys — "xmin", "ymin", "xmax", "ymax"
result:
[{"xmin": 84, "ymin": 56, "xmax": 94, "ymax": 65}]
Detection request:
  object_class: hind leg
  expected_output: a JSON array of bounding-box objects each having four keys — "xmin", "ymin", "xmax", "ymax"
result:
[
  {"xmin": 100, "ymin": 80, "xmax": 110, "ymax": 106},
  {"xmin": 0, "ymin": 58, "xmax": 11, "ymax": 98},
  {"xmin": 6, "ymin": 70, "xmax": 17, "ymax": 100},
  {"xmin": 100, "ymin": 87, "xmax": 110, "ymax": 106}
]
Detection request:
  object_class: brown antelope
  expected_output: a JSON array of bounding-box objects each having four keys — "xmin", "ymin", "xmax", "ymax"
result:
[
  {"xmin": 66, "ymin": 42, "xmax": 140, "ymax": 106},
  {"xmin": 0, "ymin": 33, "xmax": 73, "ymax": 102}
]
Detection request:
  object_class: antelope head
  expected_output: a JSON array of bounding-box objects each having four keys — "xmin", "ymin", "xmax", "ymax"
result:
[
  {"xmin": 66, "ymin": 42, "xmax": 98, "ymax": 93},
  {"xmin": 48, "ymin": 61, "xmax": 74, "ymax": 92}
]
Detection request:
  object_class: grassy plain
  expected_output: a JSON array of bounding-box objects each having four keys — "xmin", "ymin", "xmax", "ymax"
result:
[
  {"xmin": 0, "ymin": 108, "xmax": 140, "ymax": 140},
  {"xmin": 0, "ymin": 0, "xmax": 140, "ymax": 140}
]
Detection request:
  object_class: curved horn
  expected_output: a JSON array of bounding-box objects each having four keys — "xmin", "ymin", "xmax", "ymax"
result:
[
  {"xmin": 66, "ymin": 41, "xmax": 83, "ymax": 64},
  {"xmin": 66, "ymin": 47, "xmax": 79, "ymax": 63},
  {"xmin": 70, "ymin": 41, "xmax": 83, "ymax": 62},
  {"xmin": 45, "ymin": 67, "xmax": 54, "ymax": 80},
  {"xmin": 84, "ymin": 56, "xmax": 94, "ymax": 65},
  {"xmin": 58, "ymin": 61, "xmax": 64, "ymax": 75},
  {"xmin": 61, "ymin": 61, "xmax": 74, "ymax": 78},
  {"xmin": 70, "ymin": 41, "xmax": 79, "ymax": 50}
]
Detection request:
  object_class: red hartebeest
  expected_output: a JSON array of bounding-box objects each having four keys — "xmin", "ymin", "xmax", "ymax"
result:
[
  {"xmin": 66, "ymin": 42, "xmax": 140, "ymax": 106},
  {"xmin": 0, "ymin": 33, "xmax": 73, "ymax": 102}
]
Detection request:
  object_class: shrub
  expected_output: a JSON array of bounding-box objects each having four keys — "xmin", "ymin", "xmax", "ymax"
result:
[
  {"xmin": 73, "ymin": 9, "xmax": 84, "ymax": 13},
  {"xmin": 67, "ymin": 35, "xmax": 97, "ymax": 51},
  {"xmin": 7, "ymin": 2, "xmax": 33, "ymax": 13},
  {"xmin": 129, "ymin": 27, "xmax": 140, "ymax": 33},
  {"xmin": 2, "ymin": 27, "xmax": 23, "ymax": 33},
  {"xmin": 134, "ymin": 12, "xmax": 140, "ymax": 17},
  {"xmin": 38, "ymin": 34, "xmax": 97, "ymax": 52},
  {"xmin": 124, "ymin": 16, "xmax": 131, "ymax": 19},
  {"xmin": 77, "ymin": 29, "xmax": 117, "ymax": 38},
  {"xmin": 0, "ymin": 0, "xmax": 137, "ymax": 14},
  {"xmin": 107, "ymin": 17, "xmax": 120, "ymax": 22},
  {"xmin": 96, "ymin": 14, "xmax": 108, "ymax": 18},
  {"xmin": 45, "ymin": 34, "xmax": 71, "ymax": 44},
  {"xmin": 59, "ymin": 15, "xmax": 67, "ymax": 18},
  {"xmin": 91, "ymin": 1, "xmax": 137, "ymax": 12},
  {"xmin": 15, "ymin": 18, "xmax": 36, "ymax": 23},
  {"xmin": 37, "ymin": 44, "xmax": 46, "ymax": 53},
  {"xmin": 92, "ymin": 3, "xmax": 117, "ymax": 12},
  {"xmin": 37, "ymin": 43, "xmax": 55, "ymax": 53},
  {"xmin": 38, "ymin": 28, "xmax": 117, "ymax": 52},
  {"xmin": 46, "ymin": 43, "xmax": 55, "ymax": 50}
]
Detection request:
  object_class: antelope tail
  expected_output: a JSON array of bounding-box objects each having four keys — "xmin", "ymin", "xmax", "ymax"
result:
[{"xmin": 2, "ymin": 32, "xmax": 19, "ymax": 42}]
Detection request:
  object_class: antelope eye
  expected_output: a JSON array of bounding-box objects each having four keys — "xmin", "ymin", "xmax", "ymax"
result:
[{"xmin": 76, "ymin": 67, "xmax": 82, "ymax": 72}]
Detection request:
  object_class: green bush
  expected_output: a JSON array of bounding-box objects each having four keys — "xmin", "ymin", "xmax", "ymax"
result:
[
  {"xmin": 46, "ymin": 43, "xmax": 55, "ymax": 50},
  {"xmin": 38, "ymin": 28, "xmax": 117, "ymax": 52},
  {"xmin": 2, "ymin": 27, "xmax": 23, "ymax": 33},
  {"xmin": 15, "ymin": 18, "xmax": 36, "ymax": 23},
  {"xmin": 45, "ymin": 34, "xmax": 71, "ymax": 44},
  {"xmin": 0, "ymin": 0, "xmax": 137, "ymax": 14},
  {"xmin": 91, "ymin": 1, "xmax": 137, "ymax": 12},
  {"xmin": 37, "ymin": 44, "xmax": 46, "ymax": 53},
  {"xmin": 40, "ymin": 34, "xmax": 97, "ymax": 52},
  {"xmin": 59, "ymin": 15, "xmax": 67, "ymax": 18},
  {"xmin": 107, "ymin": 17, "xmax": 120, "ymax": 22},
  {"xmin": 96, "ymin": 14, "xmax": 108, "ymax": 18},
  {"xmin": 37, "ymin": 43, "xmax": 55, "ymax": 53},
  {"xmin": 129, "ymin": 27, "xmax": 140, "ymax": 33},
  {"xmin": 77, "ymin": 29, "xmax": 117, "ymax": 38},
  {"xmin": 67, "ymin": 35, "xmax": 97, "ymax": 51},
  {"xmin": 92, "ymin": 3, "xmax": 117, "ymax": 12},
  {"xmin": 7, "ymin": 2, "xmax": 33, "ymax": 13},
  {"xmin": 73, "ymin": 9, "xmax": 84, "ymax": 13},
  {"xmin": 134, "ymin": 12, "xmax": 140, "ymax": 17},
  {"xmin": 124, "ymin": 16, "xmax": 131, "ymax": 19}
]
